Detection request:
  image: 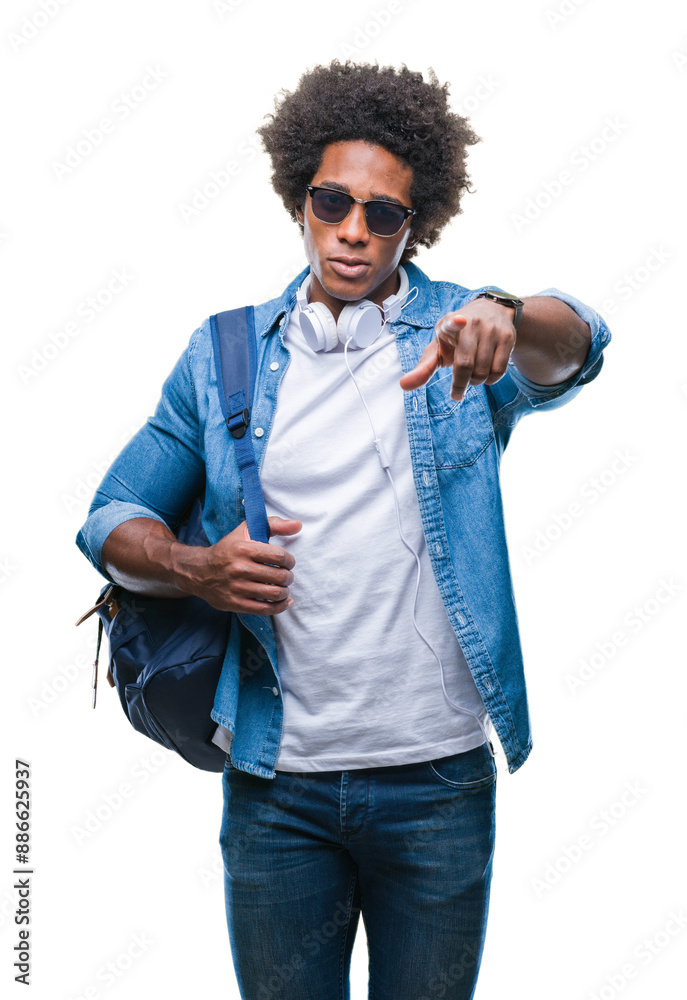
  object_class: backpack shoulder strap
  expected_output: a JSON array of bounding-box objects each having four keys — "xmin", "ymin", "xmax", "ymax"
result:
[{"xmin": 209, "ymin": 306, "xmax": 270, "ymax": 545}]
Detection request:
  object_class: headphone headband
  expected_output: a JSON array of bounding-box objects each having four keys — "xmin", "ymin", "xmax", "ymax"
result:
[
  {"xmin": 296, "ymin": 266, "xmax": 409, "ymax": 316},
  {"xmin": 295, "ymin": 265, "xmax": 415, "ymax": 352}
]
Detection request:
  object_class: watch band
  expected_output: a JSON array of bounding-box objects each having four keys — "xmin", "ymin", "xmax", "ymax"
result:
[{"xmin": 476, "ymin": 290, "xmax": 524, "ymax": 331}]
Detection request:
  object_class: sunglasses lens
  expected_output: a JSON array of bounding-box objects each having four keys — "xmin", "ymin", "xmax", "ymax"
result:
[
  {"xmin": 309, "ymin": 188, "xmax": 409, "ymax": 236},
  {"xmin": 366, "ymin": 202, "xmax": 406, "ymax": 236},
  {"xmin": 311, "ymin": 189, "xmax": 350, "ymax": 224}
]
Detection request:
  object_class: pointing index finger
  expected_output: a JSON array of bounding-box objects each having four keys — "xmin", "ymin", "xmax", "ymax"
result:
[{"xmin": 435, "ymin": 313, "xmax": 468, "ymax": 346}]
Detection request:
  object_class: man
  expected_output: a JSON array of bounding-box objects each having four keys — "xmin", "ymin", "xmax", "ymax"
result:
[{"xmin": 76, "ymin": 60, "xmax": 611, "ymax": 1000}]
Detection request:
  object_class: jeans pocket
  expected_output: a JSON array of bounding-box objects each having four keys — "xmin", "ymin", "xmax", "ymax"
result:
[{"xmin": 425, "ymin": 741, "xmax": 496, "ymax": 790}]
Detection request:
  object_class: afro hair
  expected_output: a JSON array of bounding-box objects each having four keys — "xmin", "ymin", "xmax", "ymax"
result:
[{"xmin": 256, "ymin": 59, "xmax": 481, "ymax": 265}]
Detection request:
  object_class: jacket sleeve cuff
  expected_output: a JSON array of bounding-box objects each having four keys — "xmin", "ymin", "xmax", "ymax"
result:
[{"xmin": 75, "ymin": 501, "xmax": 169, "ymax": 584}]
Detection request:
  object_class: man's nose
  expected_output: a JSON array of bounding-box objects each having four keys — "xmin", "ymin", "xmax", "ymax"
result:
[{"xmin": 336, "ymin": 201, "xmax": 369, "ymax": 243}]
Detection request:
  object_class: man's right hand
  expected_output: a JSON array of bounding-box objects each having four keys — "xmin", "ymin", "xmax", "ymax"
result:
[
  {"xmin": 179, "ymin": 516, "xmax": 302, "ymax": 615},
  {"xmin": 101, "ymin": 515, "xmax": 301, "ymax": 614}
]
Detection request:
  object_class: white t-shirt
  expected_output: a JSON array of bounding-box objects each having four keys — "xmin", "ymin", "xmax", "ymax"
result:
[{"xmin": 254, "ymin": 291, "xmax": 491, "ymax": 772}]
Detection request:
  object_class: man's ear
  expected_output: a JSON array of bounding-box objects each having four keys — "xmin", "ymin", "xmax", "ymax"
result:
[{"xmin": 295, "ymin": 204, "xmax": 304, "ymax": 227}]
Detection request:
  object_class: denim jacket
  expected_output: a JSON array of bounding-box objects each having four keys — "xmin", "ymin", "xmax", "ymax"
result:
[{"xmin": 75, "ymin": 260, "xmax": 611, "ymax": 777}]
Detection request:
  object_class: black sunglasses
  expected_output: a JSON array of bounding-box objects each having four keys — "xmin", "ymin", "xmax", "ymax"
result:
[{"xmin": 305, "ymin": 184, "xmax": 416, "ymax": 237}]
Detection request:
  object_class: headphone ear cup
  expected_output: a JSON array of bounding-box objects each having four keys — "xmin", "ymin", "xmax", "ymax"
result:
[
  {"xmin": 299, "ymin": 301, "xmax": 339, "ymax": 352},
  {"xmin": 337, "ymin": 300, "xmax": 384, "ymax": 349}
]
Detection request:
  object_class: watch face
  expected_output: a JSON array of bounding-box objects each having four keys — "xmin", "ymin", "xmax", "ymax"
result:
[{"xmin": 485, "ymin": 290, "xmax": 521, "ymax": 304}]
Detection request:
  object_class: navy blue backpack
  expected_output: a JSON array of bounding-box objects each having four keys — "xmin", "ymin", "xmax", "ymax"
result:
[{"xmin": 75, "ymin": 306, "xmax": 270, "ymax": 772}]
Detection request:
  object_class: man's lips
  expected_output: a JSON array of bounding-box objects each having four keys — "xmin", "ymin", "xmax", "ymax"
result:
[{"xmin": 328, "ymin": 257, "xmax": 370, "ymax": 278}]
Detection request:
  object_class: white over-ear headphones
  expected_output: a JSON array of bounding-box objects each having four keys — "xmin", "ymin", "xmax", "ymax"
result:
[{"xmin": 295, "ymin": 265, "xmax": 416, "ymax": 352}]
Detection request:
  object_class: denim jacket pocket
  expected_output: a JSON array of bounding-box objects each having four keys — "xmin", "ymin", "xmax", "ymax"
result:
[{"xmin": 425, "ymin": 371, "xmax": 494, "ymax": 469}]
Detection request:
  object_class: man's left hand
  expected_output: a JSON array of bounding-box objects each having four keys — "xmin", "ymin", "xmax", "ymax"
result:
[{"xmin": 399, "ymin": 298, "xmax": 517, "ymax": 402}]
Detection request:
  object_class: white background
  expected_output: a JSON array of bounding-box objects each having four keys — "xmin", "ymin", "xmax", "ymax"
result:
[{"xmin": 2, "ymin": 0, "xmax": 686, "ymax": 997}]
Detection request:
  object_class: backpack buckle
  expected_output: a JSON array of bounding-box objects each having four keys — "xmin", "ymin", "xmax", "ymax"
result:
[{"xmin": 227, "ymin": 407, "xmax": 250, "ymax": 439}]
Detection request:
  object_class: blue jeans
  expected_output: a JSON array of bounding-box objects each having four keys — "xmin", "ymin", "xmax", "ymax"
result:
[{"xmin": 219, "ymin": 741, "xmax": 497, "ymax": 1000}]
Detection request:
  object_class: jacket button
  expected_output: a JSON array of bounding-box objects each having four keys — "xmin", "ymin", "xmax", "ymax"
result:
[
  {"xmin": 271, "ymin": 686, "xmax": 279, "ymax": 696},
  {"xmin": 413, "ymin": 396, "xmax": 418, "ymax": 410},
  {"xmin": 270, "ymin": 362, "xmax": 279, "ymax": 370},
  {"xmin": 254, "ymin": 427, "xmax": 264, "ymax": 437}
]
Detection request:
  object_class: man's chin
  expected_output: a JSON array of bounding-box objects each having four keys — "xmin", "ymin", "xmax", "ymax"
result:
[{"xmin": 319, "ymin": 260, "xmax": 377, "ymax": 301}]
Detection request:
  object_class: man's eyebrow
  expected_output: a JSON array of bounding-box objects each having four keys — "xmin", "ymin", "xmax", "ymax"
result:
[{"xmin": 317, "ymin": 180, "xmax": 404, "ymax": 206}]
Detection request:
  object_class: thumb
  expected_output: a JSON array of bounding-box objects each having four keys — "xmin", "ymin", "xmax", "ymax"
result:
[
  {"xmin": 267, "ymin": 516, "xmax": 302, "ymax": 537},
  {"xmin": 399, "ymin": 338, "xmax": 442, "ymax": 391}
]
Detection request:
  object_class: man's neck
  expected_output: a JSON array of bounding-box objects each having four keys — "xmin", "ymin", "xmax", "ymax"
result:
[{"xmin": 308, "ymin": 268, "xmax": 401, "ymax": 323}]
